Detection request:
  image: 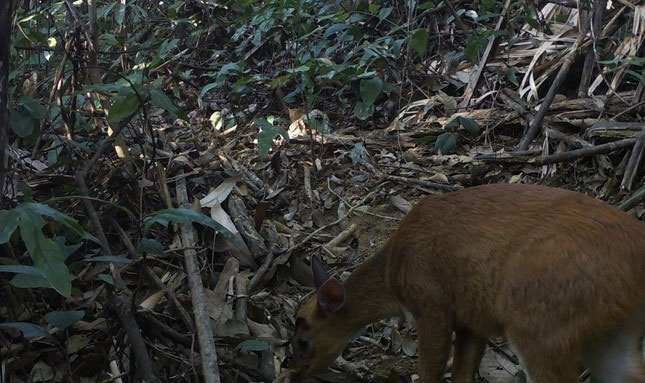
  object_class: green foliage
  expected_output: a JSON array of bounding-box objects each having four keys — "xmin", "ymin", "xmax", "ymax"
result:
[
  {"xmin": 43, "ymin": 310, "xmax": 85, "ymax": 331},
  {"xmin": 236, "ymin": 339, "xmax": 271, "ymax": 352},
  {"xmin": 144, "ymin": 208, "xmax": 249, "ymax": 253},
  {"xmin": 0, "ymin": 322, "xmax": 50, "ymax": 338},
  {"xmin": 436, "ymin": 132, "xmax": 458, "ymax": 154},
  {"xmin": 434, "ymin": 117, "xmax": 480, "ymax": 154},
  {"xmin": 409, "ymin": 28, "xmax": 429, "ymax": 57},
  {"xmin": 254, "ymin": 118, "xmax": 289, "ymax": 158},
  {"xmin": 350, "ymin": 142, "xmax": 364, "ymax": 165},
  {"xmin": 0, "ymin": 203, "xmax": 101, "ymax": 296}
]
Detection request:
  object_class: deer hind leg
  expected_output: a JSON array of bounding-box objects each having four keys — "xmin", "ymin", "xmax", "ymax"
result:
[
  {"xmin": 507, "ymin": 330, "xmax": 581, "ymax": 383},
  {"xmin": 450, "ymin": 327, "xmax": 487, "ymax": 383},
  {"xmin": 584, "ymin": 307, "xmax": 645, "ymax": 383},
  {"xmin": 415, "ymin": 313, "xmax": 452, "ymax": 383}
]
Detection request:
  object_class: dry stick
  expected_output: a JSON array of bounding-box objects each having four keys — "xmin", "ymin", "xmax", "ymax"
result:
[
  {"xmin": 443, "ymin": 0, "xmax": 471, "ymax": 35},
  {"xmin": 176, "ymin": 174, "xmax": 220, "ymax": 383},
  {"xmin": 234, "ymin": 276, "xmax": 248, "ymax": 321},
  {"xmin": 544, "ymin": 128, "xmax": 592, "ymax": 149},
  {"xmin": 547, "ymin": 0, "xmax": 591, "ymax": 9},
  {"xmin": 477, "ymin": 139, "xmax": 636, "ymax": 165},
  {"xmin": 459, "ymin": 0, "xmax": 511, "ymax": 108},
  {"xmin": 75, "ymin": 175, "xmax": 158, "ymax": 383},
  {"xmin": 359, "ymin": 158, "xmax": 461, "ymax": 191},
  {"xmin": 619, "ymin": 186, "xmax": 645, "ymax": 211},
  {"xmin": 383, "ymin": 174, "xmax": 461, "ymax": 191},
  {"xmin": 143, "ymin": 314, "xmax": 270, "ymax": 383},
  {"xmin": 325, "ymin": 223, "xmax": 358, "ymax": 248},
  {"xmin": 499, "ymin": 90, "xmax": 613, "ymax": 168},
  {"xmin": 287, "ymin": 185, "xmax": 385, "ymax": 254},
  {"xmin": 248, "ymin": 250, "xmax": 274, "ymax": 292},
  {"xmin": 73, "ymin": 115, "xmax": 157, "ymax": 382},
  {"xmin": 577, "ymin": 0, "xmax": 606, "ymax": 97},
  {"xmin": 621, "ymin": 127, "xmax": 645, "ymax": 190},
  {"xmin": 530, "ymin": 138, "xmax": 636, "ymax": 166},
  {"xmin": 112, "ymin": 219, "xmax": 195, "ymax": 332},
  {"xmin": 474, "ymin": 150, "xmax": 542, "ymax": 164},
  {"xmin": 518, "ymin": 20, "xmax": 591, "ymax": 150}
]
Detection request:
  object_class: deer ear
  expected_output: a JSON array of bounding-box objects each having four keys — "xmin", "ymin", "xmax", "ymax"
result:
[
  {"xmin": 310, "ymin": 256, "xmax": 345, "ymax": 313},
  {"xmin": 311, "ymin": 255, "xmax": 331, "ymax": 289},
  {"xmin": 317, "ymin": 278, "xmax": 345, "ymax": 314}
]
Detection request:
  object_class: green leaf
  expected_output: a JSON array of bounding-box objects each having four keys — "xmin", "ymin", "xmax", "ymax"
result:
[
  {"xmin": 444, "ymin": 118, "xmax": 460, "ymax": 132},
  {"xmin": 20, "ymin": 98, "xmax": 48, "ymax": 119},
  {"xmin": 83, "ymin": 256, "xmax": 133, "ymax": 264},
  {"xmin": 464, "ymin": 35, "xmax": 484, "ymax": 63},
  {"xmin": 255, "ymin": 119, "xmax": 289, "ymax": 158},
  {"xmin": 359, "ymin": 77, "xmax": 383, "ymax": 106},
  {"xmin": 625, "ymin": 70, "xmax": 644, "ymax": 83},
  {"xmin": 144, "ymin": 208, "xmax": 248, "ymax": 252},
  {"xmin": 150, "ymin": 88, "xmax": 187, "ymax": 121},
  {"xmin": 200, "ymin": 82, "xmax": 219, "ymax": 98},
  {"xmin": 435, "ymin": 132, "xmax": 458, "ymax": 154},
  {"xmin": 506, "ymin": 67, "xmax": 519, "ymax": 86},
  {"xmin": 23, "ymin": 203, "xmax": 99, "ymax": 243},
  {"xmin": 0, "ymin": 322, "xmax": 50, "ymax": 338},
  {"xmin": 0, "ymin": 265, "xmax": 42, "ymax": 276},
  {"xmin": 458, "ymin": 116, "xmax": 480, "ymax": 136},
  {"xmin": 482, "ymin": 0, "xmax": 496, "ymax": 10},
  {"xmin": 324, "ymin": 23, "xmax": 349, "ymax": 38},
  {"xmin": 236, "ymin": 339, "xmax": 270, "ymax": 352},
  {"xmin": 139, "ymin": 238, "xmax": 165, "ymax": 254},
  {"xmin": 10, "ymin": 274, "xmax": 52, "ymax": 289},
  {"xmin": 353, "ymin": 101, "xmax": 374, "ymax": 120},
  {"xmin": 98, "ymin": 274, "xmax": 114, "ymax": 285},
  {"xmin": 409, "ymin": 28, "xmax": 428, "ymax": 57},
  {"xmin": 378, "ymin": 7, "xmax": 393, "ymax": 20},
  {"xmin": 350, "ymin": 143, "xmax": 364, "ymax": 165},
  {"xmin": 107, "ymin": 93, "xmax": 140, "ymax": 124},
  {"xmin": 10, "ymin": 109, "xmax": 34, "ymax": 137},
  {"xmin": 526, "ymin": 17, "xmax": 539, "ymax": 30},
  {"xmin": 418, "ymin": 2, "xmax": 436, "ymax": 10},
  {"xmin": 0, "ymin": 209, "xmax": 19, "ymax": 243},
  {"xmin": 218, "ymin": 62, "xmax": 243, "ymax": 78},
  {"xmin": 54, "ymin": 237, "xmax": 83, "ymax": 260},
  {"xmin": 392, "ymin": 38, "xmax": 406, "ymax": 59},
  {"xmin": 44, "ymin": 310, "xmax": 85, "ymax": 331},
  {"xmin": 18, "ymin": 207, "xmax": 73, "ymax": 296}
]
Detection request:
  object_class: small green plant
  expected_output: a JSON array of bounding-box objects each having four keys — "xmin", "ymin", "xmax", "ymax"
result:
[{"xmin": 435, "ymin": 116, "xmax": 480, "ymax": 154}]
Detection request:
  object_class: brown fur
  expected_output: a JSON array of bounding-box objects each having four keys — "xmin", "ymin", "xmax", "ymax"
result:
[{"xmin": 291, "ymin": 184, "xmax": 645, "ymax": 382}]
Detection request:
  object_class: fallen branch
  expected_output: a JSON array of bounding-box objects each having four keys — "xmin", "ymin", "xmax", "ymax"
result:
[
  {"xmin": 478, "ymin": 138, "xmax": 635, "ymax": 165},
  {"xmin": 619, "ymin": 185, "xmax": 645, "ymax": 211},
  {"xmin": 518, "ymin": 16, "xmax": 591, "ymax": 150},
  {"xmin": 383, "ymin": 174, "xmax": 461, "ymax": 191},
  {"xmin": 621, "ymin": 127, "xmax": 645, "ymax": 190},
  {"xmin": 176, "ymin": 174, "xmax": 221, "ymax": 383},
  {"xmin": 75, "ymin": 173, "xmax": 157, "ymax": 383},
  {"xmin": 530, "ymin": 138, "xmax": 636, "ymax": 165}
]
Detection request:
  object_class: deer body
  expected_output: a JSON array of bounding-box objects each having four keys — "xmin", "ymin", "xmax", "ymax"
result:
[{"xmin": 292, "ymin": 183, "xmax": 645, "ymax": 383}]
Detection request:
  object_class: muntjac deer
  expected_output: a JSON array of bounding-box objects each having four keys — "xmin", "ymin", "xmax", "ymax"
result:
[{"xmin": 288, "ymin": 183, "xmax": 645, "ymax": 383}]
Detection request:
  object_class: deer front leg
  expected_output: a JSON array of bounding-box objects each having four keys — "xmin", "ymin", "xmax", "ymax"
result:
[
  {"xmin": 451, "ymin": 327, "xmax": 487, "ymax": 383},
  {"xmin": 416, "ymin": 314, "xmax": 452, "ymax": 383}
]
